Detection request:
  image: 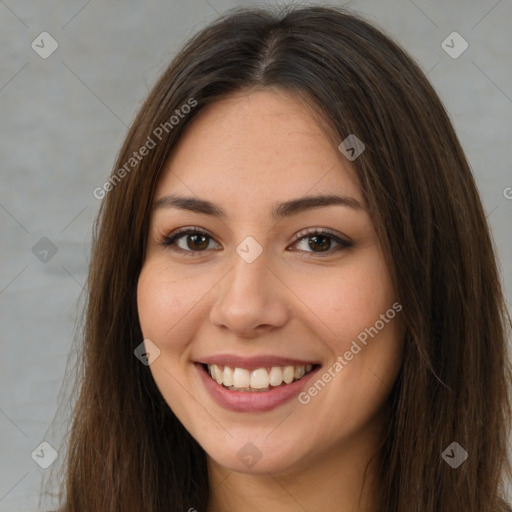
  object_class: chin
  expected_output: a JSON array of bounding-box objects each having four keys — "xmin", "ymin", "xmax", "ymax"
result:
[{"xmin": 203, "ymin": 435, "xmax": 308, "ymax": 475}]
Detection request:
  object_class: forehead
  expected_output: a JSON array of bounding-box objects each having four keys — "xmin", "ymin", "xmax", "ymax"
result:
[{"xmin": 155, "ymin": 89, "xmax": 361, "ymax": 206}]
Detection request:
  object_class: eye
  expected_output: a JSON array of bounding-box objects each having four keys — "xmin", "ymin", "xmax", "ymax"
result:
[
  {"xmin": 161, "ymin": 227, "xmax": 221, "ymax": 255},
  {"xmin": 160, "ymin": 227, "xmax": 352, "ymax": 256},
  {"xmin": 290, "ymin": 228, "xmax": 352, "ymax": 256}
]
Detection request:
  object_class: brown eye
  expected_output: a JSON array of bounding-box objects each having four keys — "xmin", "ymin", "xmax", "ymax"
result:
[
  {"xmin": 307, "ymin": 235, "xmax": 332, "ymax": 252},
  {"xmin": 291, "ymin": 229, "xmax": 352, "ymax": 256},
  {"xmin": 186, "ymin": 233, "xmax": 209, "ymax": 250},
  {"xmin": 161, "ymin": 228, "xmax": 221, "ymax": 254}
]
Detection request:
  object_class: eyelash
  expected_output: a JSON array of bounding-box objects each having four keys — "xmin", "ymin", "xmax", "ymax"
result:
[{"xmin": 160, "ymin": 226, "xmax": 352, "ymax": 257}]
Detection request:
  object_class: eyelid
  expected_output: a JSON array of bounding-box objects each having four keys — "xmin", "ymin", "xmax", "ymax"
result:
[
  {"xmin": 293, "ymin": 227, "xmax": 351, "ymax": 244},
  {"xmin": 164, "ymin": 225, "xmax": 211, "ymax": 238}
]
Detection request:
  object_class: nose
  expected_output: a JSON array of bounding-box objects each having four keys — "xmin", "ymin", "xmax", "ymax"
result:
[{"xmin": 209, "ymin": 249, "xmax": 290, "ymax": 339}]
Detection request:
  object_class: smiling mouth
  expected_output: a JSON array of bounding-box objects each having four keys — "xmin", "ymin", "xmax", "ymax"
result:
[{"xmin": 203, "ymin": 363, "xmax": 319, "ymax": 392}]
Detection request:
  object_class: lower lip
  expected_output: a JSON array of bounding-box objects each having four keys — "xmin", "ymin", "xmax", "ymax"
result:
[{"xmin": 195, "ymin": 363, "xmax": 320, "ymax": 413}]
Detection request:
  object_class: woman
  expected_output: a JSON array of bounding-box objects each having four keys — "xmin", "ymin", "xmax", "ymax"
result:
[{"xmin": 53, "ymin": 4, "xmax": 512, "ymax": 511}]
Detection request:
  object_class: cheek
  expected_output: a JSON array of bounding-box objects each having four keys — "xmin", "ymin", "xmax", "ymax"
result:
[
  {"xmin": 136, "ymin": 263, "xmax": 199, "ymax": 413},
  {"xmin": 289, "ymin": 251, "xmax": 397, "ymax": 349},
  {"xmin": 137, "ymin": 258, "xmax": 228, "ymax": 373},
  {"xmin": 137, "ymin": 262, "xmax": 195, "ymax": 346}
]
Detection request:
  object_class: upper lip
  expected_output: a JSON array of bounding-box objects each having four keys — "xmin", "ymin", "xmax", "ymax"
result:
[{"xmin": 196, "ymin": 354, "xmax": 320, "ymax": 370}]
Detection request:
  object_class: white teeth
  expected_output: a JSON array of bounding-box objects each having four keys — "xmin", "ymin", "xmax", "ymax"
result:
[
  {"xmin": 283, "ymin": 366, "xmax": 295, "ymax": 384},
  {"xmin": 206, "ymin": 363, "xmax": 316, "ymax": 391},
  {"xmin": 294, "ymin": 365, "xmax": 305, "ymax": 380},
  {"xmin": 250, "ymin": 368, "xmax": 270, "ymax": 389},
  {"xmin": 232, "ymin": 368, "xmax": 251, "ymax": 388},
  {"xmin": 223, "ymin": 366, "xmax": 233, "ymax": 386},
  {"xmin": 268, "ymin": 366, "xmax": 283, "ymax": 386},
  {"xmin": 211, "ymin": 364, "xmax": 223, "ymax": 385}
]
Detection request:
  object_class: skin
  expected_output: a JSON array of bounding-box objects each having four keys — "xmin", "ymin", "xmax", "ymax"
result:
[{"xmin": 137, "ymin": 88, "xmax": 404, "ymax": 511}]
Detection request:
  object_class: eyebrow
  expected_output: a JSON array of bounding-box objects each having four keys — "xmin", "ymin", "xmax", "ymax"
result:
[{"xmin": 152, "ymin": 193, "xmax": 365, "ymax": 219}]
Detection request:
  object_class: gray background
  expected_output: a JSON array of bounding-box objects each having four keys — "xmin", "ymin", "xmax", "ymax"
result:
[{"xmin": 1, "ymin": 0, "xmax": 511, "ymax": 510}]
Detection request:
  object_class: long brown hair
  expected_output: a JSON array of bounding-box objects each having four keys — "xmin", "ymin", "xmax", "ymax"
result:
[{"xmin": 52, "ymin": 5, "xmax": 512, "ymax": 511}]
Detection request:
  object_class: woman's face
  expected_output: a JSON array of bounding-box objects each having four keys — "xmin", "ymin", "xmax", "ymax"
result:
[{"xmin": 137, "ymin": 88, "xmax": 404, "ymax": 475}]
